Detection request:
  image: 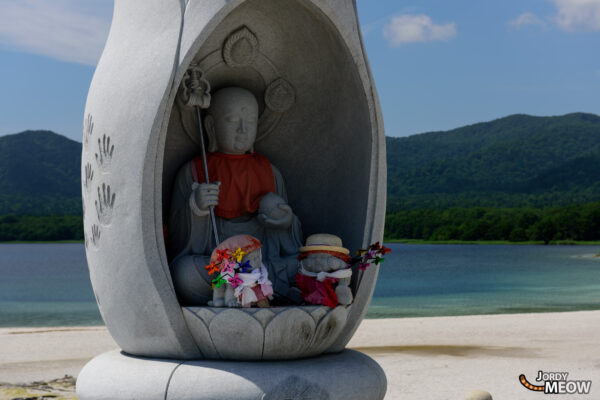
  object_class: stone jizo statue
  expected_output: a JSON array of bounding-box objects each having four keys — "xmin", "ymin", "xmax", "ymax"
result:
[{"xmin": 167, "ymin": 87, "xmax": 303, "ymax": 306}]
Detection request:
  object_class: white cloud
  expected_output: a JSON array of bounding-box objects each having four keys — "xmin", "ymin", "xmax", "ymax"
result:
[
  {"xmin": 509, "ymin": 12, "xmax": 547, "ymax": 28},
  {"xmin": 383, "ymin": 14, "xmax": 456, "ymax": 46},
  {"xmin": 554, "ymin": 0, "xmax": 600, "ymax": 31},
  {"xmin": 362, "ymin": 7, "xmax": 419, "ymax": 36},
  {"xmin": 0, "ymin": 0, "xmax": 111, "ymax": 65}
]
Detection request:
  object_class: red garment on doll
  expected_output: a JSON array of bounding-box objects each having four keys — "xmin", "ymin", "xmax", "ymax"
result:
[
  {"xmin": 295, "ymin": 273, "xmax": 339, "ymax": 308},
  {"xmin": 193, "ymin": 152, "xmax": 275, "ymax": 219},
  {"xmin": 251, "ymin": 285, "xmax": 267, "ymax": 302}
]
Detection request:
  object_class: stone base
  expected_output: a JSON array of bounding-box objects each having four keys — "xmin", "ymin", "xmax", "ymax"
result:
[{"xmin": 76, "ymin": 349, "xmax": 386, "ymax": 400}]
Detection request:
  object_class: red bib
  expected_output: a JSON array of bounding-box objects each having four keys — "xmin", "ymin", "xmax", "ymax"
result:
[{"xmin": 193, "ymin": 152, "xmax": 275, "ymax": 219}]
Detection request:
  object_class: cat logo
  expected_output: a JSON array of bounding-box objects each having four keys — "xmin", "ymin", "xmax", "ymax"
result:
[{"xmin": 520, "ymin": 371, "xmax": 592, "ymax": 395}]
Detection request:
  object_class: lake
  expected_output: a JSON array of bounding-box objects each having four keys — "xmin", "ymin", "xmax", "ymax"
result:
[{"xmin": 1, "ymin": 243, "xmax": 599, "ymax": 326}]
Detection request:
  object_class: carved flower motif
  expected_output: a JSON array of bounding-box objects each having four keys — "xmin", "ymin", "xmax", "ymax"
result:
[
  {"xmin": 223, "ymin": 26, "xmax": 259, "ymax": 67},
  {"xmin": 265, "ymin": 78, "xmax": 295, "ymax": 113}
]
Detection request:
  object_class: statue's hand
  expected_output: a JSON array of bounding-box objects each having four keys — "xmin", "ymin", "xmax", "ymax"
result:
[
  {"xmin": 258, "ymin": 204, "xmax": 293, "ymax": 230},
  {"xmin": 193, "ymin": 182, "xmax": 220, "ymax": 213}
]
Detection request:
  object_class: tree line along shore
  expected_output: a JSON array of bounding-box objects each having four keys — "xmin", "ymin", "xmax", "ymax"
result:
[
  {"xmin": 2, "ymin": 201, "xmax": 600, "ymax": 244},
  {"xmin": 385, "ymin": 201, "xmax": 600, "ymax": 244}
]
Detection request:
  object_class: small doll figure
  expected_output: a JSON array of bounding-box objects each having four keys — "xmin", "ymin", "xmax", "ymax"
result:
[
  {"xmin": 295, "ymin": 234, "xmax": 353, "ymax": 308},
  {"xmin": 205, "ymin": 235, "xmax": 274, "ymax": 308}
]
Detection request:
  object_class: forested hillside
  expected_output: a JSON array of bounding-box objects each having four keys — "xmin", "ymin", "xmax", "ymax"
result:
[
  {"xmin": 386, "ymin": 113, "xmax": 600, "ymax": 210},
  {"xmin": 1, "ymin": 113, "xmax": 599, "ymax": 242},
  {"xmin": 0, "ymin": 131, "xmax": 81, "ymax": 215}
]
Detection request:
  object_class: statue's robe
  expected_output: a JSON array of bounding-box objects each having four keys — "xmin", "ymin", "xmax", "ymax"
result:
[{"xmin": 167, "ymin": 152, "xmax": 303, "ymax": 305}]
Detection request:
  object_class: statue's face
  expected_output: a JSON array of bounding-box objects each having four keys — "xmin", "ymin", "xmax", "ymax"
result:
[{"xmin": 212, "ymin": 93, "xmax": 259, "ymax": 155}]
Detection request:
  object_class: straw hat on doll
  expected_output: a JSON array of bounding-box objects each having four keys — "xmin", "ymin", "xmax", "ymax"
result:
[{"xmin": 299, "ymin": 233, "xmax": 349, "ymax": 255}]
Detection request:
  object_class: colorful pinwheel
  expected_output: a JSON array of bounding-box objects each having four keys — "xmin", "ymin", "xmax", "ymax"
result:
[
  {"xmin": 229, "ymin": 274, "xmax": 243, "ymax": 289},
  {"xmin": 215, "ymin": 249, "xmax": 230, "ymax": 262},
  {"xmin": 205, "ymin": 262, "xmax": 220, "ymax": 276},
  {"xmin": 238, "ymin": 260, "xmax": 253, "ymax": 273},
  {"xmin": 212, "ymin": 275, "xmax": 227, "ymax": 289},
  {"xmin": 231, "ymin": 247, "xmax": 246, "ymax": 262},
  {"xmin": 351, "ymin": 242, "xmax": 390, "ymax": 271}
]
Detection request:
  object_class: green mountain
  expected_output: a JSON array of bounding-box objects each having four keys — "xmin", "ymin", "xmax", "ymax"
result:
[
  {"xmin": 386, "ymin": 112, "xmax": 600, "ymax": 211},
  {"xmin": 1, "ymin": 113, "xmax": 600, "ymax": 216},
  {"xmin": 0, "ymin": 130, "xmax": 81, "ymax": 215}
]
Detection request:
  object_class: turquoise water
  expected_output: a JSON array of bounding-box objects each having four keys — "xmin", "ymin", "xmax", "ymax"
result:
[
  {"xmin": 1, "ymin": 243, "xmax": 599, "ymax": 326},
  {"xmin": 370, "ymin": 243, "xmax": 600, "ymax": 318},
  {"xmin": 0, "ymin": 244, "xmax": 101, "ymax": 327}
]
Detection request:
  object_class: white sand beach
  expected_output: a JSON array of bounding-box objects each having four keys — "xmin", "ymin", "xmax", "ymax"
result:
[{"xmin": 1, "ymin": 310, "xmax": 598, "ymax": 400}]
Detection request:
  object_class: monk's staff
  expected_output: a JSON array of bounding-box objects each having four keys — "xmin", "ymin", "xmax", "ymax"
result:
[{"xmin": 182, "ymin": 65, "xmax": 220, "ymax": 245}]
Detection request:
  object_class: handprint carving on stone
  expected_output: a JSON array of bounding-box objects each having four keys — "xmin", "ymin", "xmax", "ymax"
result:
[
  {"xmin": 84, "ymin": 114, "xmax": 94, "ymax": 147},
  {"xmin": 83, "ymin": 163, "xmax": 94, "ymax": 192},
  {"xmin": 95, "ymin": 183, "xmax": 116, "ymax": 226},
  {"xmin": 95, "ymin": 134, "xmax": 114, "ymax": 172},
  {"xmin": 85, "ymin": 224, "xmax": 101, "ymax": 250}
]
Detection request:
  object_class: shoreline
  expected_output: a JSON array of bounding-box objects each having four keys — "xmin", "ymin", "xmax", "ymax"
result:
[
  {"xmin": 1, "ymin": 311, "xmax": 599, "ymax": 399},
  {"xmin": 6, "ymin": 308, "xmax": 592, "ymax": 332},
  {"xmin": 4, "ymin": 306, "xmax": 600, "ymax": 330}
]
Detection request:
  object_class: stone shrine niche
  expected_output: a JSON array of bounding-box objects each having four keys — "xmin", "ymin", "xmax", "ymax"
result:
[
  {"xmin": 162, "ymin": 1, "xmax": 373, "ymax": 256},
  {"xmin": 82, "ymin": 0, "xmax": 385, "ymax": 362}
]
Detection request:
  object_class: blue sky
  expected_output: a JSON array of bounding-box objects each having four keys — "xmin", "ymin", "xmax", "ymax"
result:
[{"xmin": 0, "ymin": 0, "xmax": 598, "ymax": 140}]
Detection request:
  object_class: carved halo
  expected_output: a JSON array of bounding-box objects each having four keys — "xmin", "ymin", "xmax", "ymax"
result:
[{"xmin": 178, "ymin": 26, "xmax": 297, "ymax": 147}]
